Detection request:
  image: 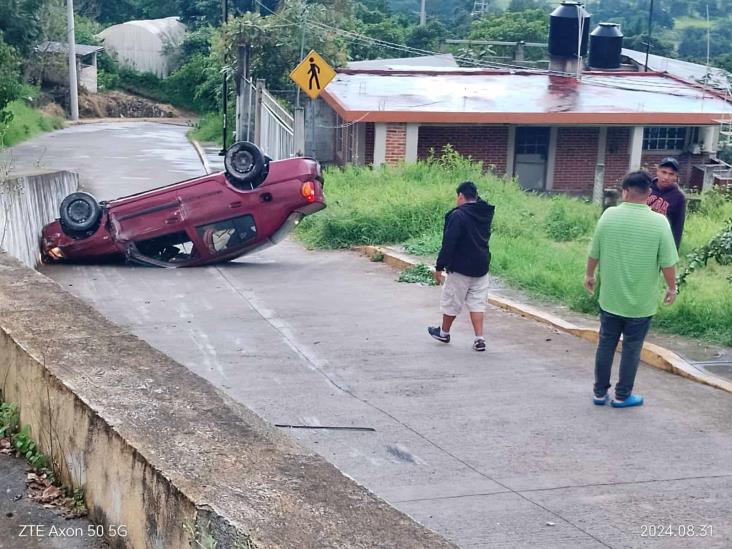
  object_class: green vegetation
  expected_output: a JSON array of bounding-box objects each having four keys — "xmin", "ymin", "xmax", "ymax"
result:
[
  {"xmin": 297, "ymin": 152, "xmax": 732, "ymax": 345},
  {"xmin": 0, "ymin": 401, "xmax": 19, "ymax": 438},
  {"xmin": 13, "ymin": 424, "xmax": 48, "ymax": 469},
  {"xmin": 0, "ymin": 99, "xmax": 64, "ymax": 147},
  {"xmin": 0, "ymin": 401, "xmax": 47, "ymax": 469},
  {"xmin": 398, "ymin": 263, "xmax": 437, "ymax": 285}
]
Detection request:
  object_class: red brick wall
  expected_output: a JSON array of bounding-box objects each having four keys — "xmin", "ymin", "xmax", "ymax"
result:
[
  {"xmin": 604, "ymin": 127, "xmax": 630, "ymax": 188},
  {"xmin": 385, "ymin": 123, "xmax": 406, "ymax": 165},
  {"xmin": 364, "ymin": 123, "xmax": 374, "ymax": 165},
  {"xmin": 552, "ymin": 127, "xmax": 599, "ymax": 192},
  {"xmin": 417, "ymin": 125, "xmax": 508, "ymax": 174}
]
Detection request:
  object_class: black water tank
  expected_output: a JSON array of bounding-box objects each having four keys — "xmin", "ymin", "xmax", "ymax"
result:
[
  {"xmin": 589, "ymin": 23, "xmax": 623, "ymax": 69},
  {"xmin": 548, "ymin": 1, "xmax": 591, "ymax": 58}
]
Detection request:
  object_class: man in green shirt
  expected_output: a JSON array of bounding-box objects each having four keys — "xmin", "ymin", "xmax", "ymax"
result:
[{"xmin": 584, "ymin": 171, "xmax": 679, "ymax": 408}]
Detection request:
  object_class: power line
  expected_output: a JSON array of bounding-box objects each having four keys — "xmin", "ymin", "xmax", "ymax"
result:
[{"xmin": 253, "ymin": 0, "xmax": 549, "ymax": 73}]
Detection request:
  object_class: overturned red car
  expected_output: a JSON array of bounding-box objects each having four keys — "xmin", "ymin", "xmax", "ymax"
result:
[{"xmin": 41, "ymin": 142, "xmax": 325, "ymax": 267}]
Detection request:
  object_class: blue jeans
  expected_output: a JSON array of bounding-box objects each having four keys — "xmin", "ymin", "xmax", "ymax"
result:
[{"xmin": 594, "ymin": 310, "xmax": 652, "ymax": 401}]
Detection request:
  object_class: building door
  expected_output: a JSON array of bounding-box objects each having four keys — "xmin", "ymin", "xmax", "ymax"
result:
[{"xmin": 515, "ymin": 127, "xmax": 550, "ymax": 190}]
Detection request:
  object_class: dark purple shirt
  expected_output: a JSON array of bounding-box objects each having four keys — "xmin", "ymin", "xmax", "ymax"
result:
[{"xmin": 647, "ymin": 179, "xmax": 686, "ymax": 249}]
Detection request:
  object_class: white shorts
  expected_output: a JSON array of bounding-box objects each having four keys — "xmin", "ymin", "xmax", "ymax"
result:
[{"xmin": 440, "ymin": 271, "xmax": 490, "ymax": 316}]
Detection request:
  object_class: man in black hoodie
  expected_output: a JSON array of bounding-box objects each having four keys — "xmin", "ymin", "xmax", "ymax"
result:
[
  {"xmin": 428, "ymin": 181, "xmax": 496, "ymax": 352},
  {"xmin": 647, "ymin": 157, "xmax": 686, "ymax": 249}
]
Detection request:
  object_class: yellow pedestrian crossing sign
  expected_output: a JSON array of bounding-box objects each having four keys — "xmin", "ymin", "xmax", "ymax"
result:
[{"xmin": 290, "ymin": 50, "xmax": 336, "ymax": 100}]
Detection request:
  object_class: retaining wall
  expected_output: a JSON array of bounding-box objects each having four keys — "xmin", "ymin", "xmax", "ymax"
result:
[{"xmin": 0, "ymin": 170, "xmax": 78, "ymax": 267}]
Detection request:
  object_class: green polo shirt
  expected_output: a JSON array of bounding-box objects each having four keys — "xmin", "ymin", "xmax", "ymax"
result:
[{"xmin": 588, "ymin": 202, "xmax": 679, "ymax": 318}]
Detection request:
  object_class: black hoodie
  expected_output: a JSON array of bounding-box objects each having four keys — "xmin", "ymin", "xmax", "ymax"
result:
[
  {"xmin": 435, "ymin": 199, "xmax": 495, "ymax": 277},
  {"xmin": 647, "ymin": 178, "xmax": 686, "ymax": 249}
]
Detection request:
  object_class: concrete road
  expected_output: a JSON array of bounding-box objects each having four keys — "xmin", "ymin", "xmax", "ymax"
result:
[
  {"xmin": 1, "ymin": 121, "xmax": 203, "ymax": 200},
  {"xmin": 11, "ymin": 123, "xmax": 732, "ymax": 548}
]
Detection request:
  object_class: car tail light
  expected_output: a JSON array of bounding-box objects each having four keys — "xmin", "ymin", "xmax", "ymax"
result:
[{"xmin": 301, "ymin": 181, "xmax": 316, "ymax": 203}]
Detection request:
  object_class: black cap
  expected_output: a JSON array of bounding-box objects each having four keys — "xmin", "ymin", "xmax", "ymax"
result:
[{"xmin": 658, "ymin": 157, "xmax": 680, "ymax": 172}]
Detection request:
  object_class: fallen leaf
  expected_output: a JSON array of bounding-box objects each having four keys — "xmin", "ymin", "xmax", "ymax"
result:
[{"xmin": 41, "ymin": 485, "xmax": 61, "ymax": 501}]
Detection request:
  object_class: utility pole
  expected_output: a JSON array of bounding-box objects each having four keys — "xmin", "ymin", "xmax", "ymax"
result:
[
  {"xmin": 220, "ymin": 0, "xmax": 229, "ymax": 154},
  {"xmin": 66, "ymin": 0, "xmax": 78, "ymax": 121},
  {"xmin": 643, "ymin": 0, "xmax": 654, "ymax": 71},
  {"xmin": 419, "ymin": 0, "xmax": 426, "ymax": 26},
  {"xmin": 294, "ymin": 6, "xmax": 306, "ymax": 154}
]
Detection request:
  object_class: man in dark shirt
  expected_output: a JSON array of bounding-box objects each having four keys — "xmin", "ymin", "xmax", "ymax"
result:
[
  {"xmin": 647, "ymin": 157, "xmax": 686, "ymax": 249},
  {"xmin": 427, "ymin": 181, "xmax": 495, "ymax": 352}
]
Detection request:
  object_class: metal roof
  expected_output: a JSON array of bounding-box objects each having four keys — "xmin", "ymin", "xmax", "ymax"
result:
[
  {"xmin": 621, "ymin": 48, "xmax": 731, "ymax": 91},
  {"xmin": 37, "ymin": 41, "xmax": 104, "ymax": 57},
  {"xmin": 321, "ymin": 69, "xmax": 732, "ymax": 125}
]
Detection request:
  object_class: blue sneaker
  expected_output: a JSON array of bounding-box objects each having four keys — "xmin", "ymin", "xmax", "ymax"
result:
[
  {"xmin": 592, "ymin": 393, "xmax": 608, "ymax": 406},
  {"xmin": 611, "ymin": 394, "xmax": 644, "ymax": 408},
  {"xmin": 427, "ymin": 326, "xmax": 450, "ymax": 343}
]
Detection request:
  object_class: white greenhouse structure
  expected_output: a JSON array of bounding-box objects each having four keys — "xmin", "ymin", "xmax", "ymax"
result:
[{"xmin": 96, "ymin": 17, "xmax": 186, "ymax": 78}]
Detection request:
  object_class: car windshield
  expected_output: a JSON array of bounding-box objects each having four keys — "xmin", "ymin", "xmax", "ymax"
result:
[{"xmin": 196, "ymin": 215, "xmax": 257, "ymax": 255}]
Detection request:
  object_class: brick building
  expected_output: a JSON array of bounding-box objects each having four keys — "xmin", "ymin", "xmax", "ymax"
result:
[{"xmin": 320, "ymin": 68, "xmax": 731, "ymax": 195}]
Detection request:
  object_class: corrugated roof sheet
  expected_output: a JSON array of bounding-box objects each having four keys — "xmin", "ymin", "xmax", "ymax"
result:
[
  {"xmin": 622, "ymin": 48, "xmax": 731, "ymax": 90},
  {"xmin": 37, "ymin": 41, "xmax": 104, "ymax": 57}
]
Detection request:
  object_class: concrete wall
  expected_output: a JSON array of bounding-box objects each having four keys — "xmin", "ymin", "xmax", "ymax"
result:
[
  {"xmin": 0, "ymin": 170, "xmax": 77, "ymax": 268},
  {"xmin": 0, "ymin": 254, "xmax": 455, "ymax": 549}
]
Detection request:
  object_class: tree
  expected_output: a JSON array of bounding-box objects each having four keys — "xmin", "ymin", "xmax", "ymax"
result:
[
  {"xmin": 468, "ymin": 8, "xmax": 548, "ymax": 43},
  {"xmin": 405, "ymin": 20, "xmax": 446, "ymax": 52},
  {"xmin": 713, "ymin": 53, "xmax": 732, "ymax": 74},
  {"xmin": 0, "ymin": 0, "xmax": 48, "ymax": 54},
  {"xmin": 507, "ymin": 0, "xmax": 548, "ymax": 12},
  {"xmin": 678, "ymin": 22, "xmax": 732, "ymax": 61},
  {"xmin": 0, "ymin": 36, "xmax": 21, "ymax": 133}
]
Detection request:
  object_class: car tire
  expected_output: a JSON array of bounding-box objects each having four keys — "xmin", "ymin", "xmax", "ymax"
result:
[
  {"xmin": 224, "ymin": 141, "xmax": 266, "ymax": 188},
  {"xmin": 59, "ymin": 192, "xmax": 102, "ymax": 234}
]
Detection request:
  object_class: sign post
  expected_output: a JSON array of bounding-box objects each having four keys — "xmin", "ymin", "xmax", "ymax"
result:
[
  {"xmin": 290, "ymin": 50, "xmax": 336, "ymax": 158},
  {"xmin": 290, "ymin": 49, "xmax": 336, "ymax": 101}
]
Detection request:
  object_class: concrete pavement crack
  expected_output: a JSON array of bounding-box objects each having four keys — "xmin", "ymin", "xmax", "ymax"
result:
[{"xmin": 215, "ymin": 266, "xmax": 614, "ymax": 549}]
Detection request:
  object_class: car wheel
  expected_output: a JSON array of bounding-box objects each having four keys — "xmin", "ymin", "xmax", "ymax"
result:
[
  {"xmin": 224, "ymin": 141, "xmax": 265, "ymax": 188},
  {"xmin": 59, "ymin": 192, "xmax": 102, "ymax": 234}
]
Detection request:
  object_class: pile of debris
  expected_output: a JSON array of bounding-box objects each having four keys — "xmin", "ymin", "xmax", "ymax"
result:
[{"xmin": 78, "ymin": 89, "xmax": 180, "ymax": 118}]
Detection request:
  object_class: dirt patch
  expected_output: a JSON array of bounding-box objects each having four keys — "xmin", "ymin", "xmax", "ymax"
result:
[
  {"xmin": 40, "ymin": 102, "xmax": 65, "ymax": 119},
  {"xmin": 78, "ymin": 90, "xmax": 182, "ymax": 119}
]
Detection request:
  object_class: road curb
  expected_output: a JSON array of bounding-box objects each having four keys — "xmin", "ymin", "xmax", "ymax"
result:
[
  {"xmin": 64, "ymin": 117, "xmax": 195, "ymax": 127},
  {"xmin": 189, "ymin": 138, "xmax": 211, "ymax": 174},
  {"xmin": 354, "ymin": 245, "xmax": 732, "ymax": 396}
]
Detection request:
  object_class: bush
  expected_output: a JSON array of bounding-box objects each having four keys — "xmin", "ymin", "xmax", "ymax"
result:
[
  {"xmin": 0, "ymin": 36, "xmax": 22, "ymax": 133},
  {"xmin": 544, "ymin": 197, "xmax": 597, "ymax": 241}
]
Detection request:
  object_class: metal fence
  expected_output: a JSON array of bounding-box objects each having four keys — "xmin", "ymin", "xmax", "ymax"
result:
[
  {"xmin": 259, "ymin": 85, "xmax": 294, "ymax": 160},
  {"xmin": 239, "ymin": 79, "xmax": 294, "ymax": 161}
]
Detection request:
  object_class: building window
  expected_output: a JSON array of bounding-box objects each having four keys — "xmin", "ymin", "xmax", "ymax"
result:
[
  {"xmin": 643, "ymin": 127, "xmax": 688, "ymax": 151},
  {"xmin": 516, "ymin": 127, "xmax": 550, "ymax": 157}
]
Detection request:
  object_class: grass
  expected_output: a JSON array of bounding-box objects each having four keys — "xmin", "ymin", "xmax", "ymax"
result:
[
  {"xmin": 188, "ymin": 112, "xmax": 225, "ymax": 144},
  {"xmin": 1, "ymin": 100, "xmax": 65, "ymax": 148},
  {"xmin": 296, "ymin": 152, "xmax": 732, "ymax": 346}
]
